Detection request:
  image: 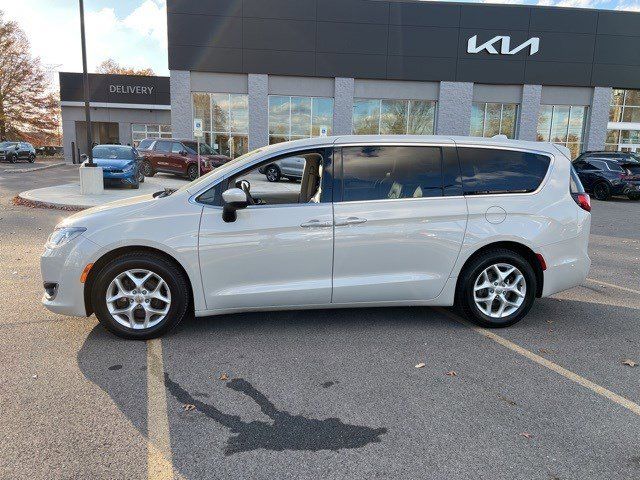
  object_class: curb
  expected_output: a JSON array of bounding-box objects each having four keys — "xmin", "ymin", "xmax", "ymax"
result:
[
  {"xmin": 2, "ymin": 162, "xmax": 66, "ymax": 174},
  {"xmin": 13, "ymin": 194, "xmax": 87, "ymax": 211}
]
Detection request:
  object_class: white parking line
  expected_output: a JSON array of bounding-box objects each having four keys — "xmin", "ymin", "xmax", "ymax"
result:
[
  {"xmin": 436, "ymin": 308, "xmax": 640, "ymax": 417},
  {"xmin": 586, "ymin": 277, "xmax": 640, "ymax": 296},
  {"xmin": 147, "ymin": 339, "xmax": 175, "ymax": 480}
]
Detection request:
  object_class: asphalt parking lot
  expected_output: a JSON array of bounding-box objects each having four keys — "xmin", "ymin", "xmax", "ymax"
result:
[{"xmin": 0, "ymin": 164, "xmax": 639, "ymax": 479}]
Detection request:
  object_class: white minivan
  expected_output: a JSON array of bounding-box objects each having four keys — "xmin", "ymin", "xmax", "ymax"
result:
[{"xmin": 41, "ymin": 136, "xmax": 591, "ymax": 339}]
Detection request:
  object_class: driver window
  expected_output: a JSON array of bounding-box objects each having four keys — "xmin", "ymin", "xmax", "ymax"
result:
[{"xmin": 229, "ymin": 150, "xmax": 327, "ymax": 206}]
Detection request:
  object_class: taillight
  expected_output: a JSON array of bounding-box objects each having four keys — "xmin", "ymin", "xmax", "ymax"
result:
[{"xmin": 572, "ymin": 193, "xmax": 591, "ymax": 212}]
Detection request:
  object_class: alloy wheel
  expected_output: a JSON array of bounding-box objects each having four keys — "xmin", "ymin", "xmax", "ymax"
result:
[
  {"xmin": 105, "ymin": 269, "xmax": 171, "ymax": 330},
  {"xmin": 473, "ymin": 263, "xmax": 526, "ymax": 318},
  {"xmin": 141, "ymin": 162, "xmax": 153, "ymax": 176},
  {"xmin": 594, "ymin": 183, "xmax": 608, "ymax": 200},
  {"xmin": 266, "ymin": 166, "xmax": 279, "ymax": 182}
]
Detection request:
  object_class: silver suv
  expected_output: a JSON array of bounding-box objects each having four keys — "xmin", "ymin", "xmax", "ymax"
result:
[{"xmin": 259, "ymin": 156, "xmax": 304, "ymax": 182}]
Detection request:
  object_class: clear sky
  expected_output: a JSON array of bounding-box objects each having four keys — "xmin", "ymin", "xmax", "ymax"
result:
[{"xmin": 0, "ymin": 0, "xmax": 639, "ymax": 85}]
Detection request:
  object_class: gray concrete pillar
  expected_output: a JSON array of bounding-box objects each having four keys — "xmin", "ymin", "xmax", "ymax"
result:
[
  {"xmin": 436, "ymin": 81, "xmax": 473, "ymax": 136},
  {"xmin": 585, "ymin": 87, "xmax": 612, "ymax": 151},
  {"xmin": 248, "ymin": 74, "xmax": 269, "ymax": 150},
  {"xmin": 333, "ymin": 77, "xmax": 355, "ymax": 135},
  {"xmin": 61, "ymin": 119, "xmax": 76, "ymax": 164},
  {"xmin": 170, "ymin": 70, "xmax": 192, "ymax": 140},
  {"xmin": 518, "ymin": 84, "xmax": 542, "ymax": 141}
]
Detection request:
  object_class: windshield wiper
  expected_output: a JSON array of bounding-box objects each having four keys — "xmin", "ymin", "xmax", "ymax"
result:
[{"xmin": 153, "ymin": 188, "xmax": 177, "ymax": 198}]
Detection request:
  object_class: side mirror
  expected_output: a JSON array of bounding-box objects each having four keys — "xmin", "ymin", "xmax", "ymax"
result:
[
  {"xmin": 180, "ymin": 150, "xmax": 188, "ymax": 156},
  {"xmin": 222, "ymin": 187, "xmax": 249, "ymax": 222}
]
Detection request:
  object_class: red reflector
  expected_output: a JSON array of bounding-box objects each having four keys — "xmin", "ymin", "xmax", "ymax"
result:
[
  {"xmin": 536, "ymin": 253, "xmax": 547, "ymax": 271},
  {"xmin": 576, "ymin": 193, "xmax": 591, "ymax": 212}
]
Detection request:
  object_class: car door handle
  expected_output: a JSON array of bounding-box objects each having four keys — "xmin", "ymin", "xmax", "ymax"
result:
[
  {"xmin": 300, "ymin": 220, "xmax": 333, "ymax": 228},
  {"xmin": 335, "ymin": 217, "xmax": 367, "ymax": 227}
]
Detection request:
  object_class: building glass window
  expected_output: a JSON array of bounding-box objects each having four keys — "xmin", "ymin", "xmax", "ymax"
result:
[
  {"xmin": 537, "ymin": 105, "xmax": 587, "ymax": 159},
  {"xmin": 470, "ymin": 102, "xmax": 518, "ymax": 138},
  {"xmin": 606, "ymin": 89, "xmax": 640, "ymax": 153},
  {"xmin": 352, "ymin": 99, "xmax": 436, "ymax": 135},
  {"xmin": 268, "ymin": 95, "xmax": 334, "ymax": 145},
  {"xmin": 192, "ymin": 92, "xmax": 249, "ymax": 158},
  {"xmin": 131, "ymin": 124, "xmax": 171, "ymax": 147}
]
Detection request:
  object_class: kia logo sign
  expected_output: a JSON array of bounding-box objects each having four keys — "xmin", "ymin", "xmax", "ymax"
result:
[
  {"xmin": 467, "ymin": 35, "xmax": 540, "ymax": 56},
  {"xmin": 109, "ymin": 84, "xmax": 155, "ymax": 95}
]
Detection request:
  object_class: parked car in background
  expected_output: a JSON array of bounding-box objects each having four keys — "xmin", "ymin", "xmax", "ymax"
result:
[
  {"xmin": 84, "ymin": 145, "xmax": 144, "ymax": 189},
  {"xmin": 573, "ymin": 157, "xmax": 640, "ymax": 200},
  {"xmin": 258, "ymin": 156, "xmax": 305, "ymax": 182},
  {"xmin": 37, "ymin": 145, "xmax": 63, "ymax": 156},
  {"xmin": 574, "ymin": 150, "xmax": 640, "ymax": 164},
  {"xmin": 0, "ymin": 141, "xmax": 36, "ymax": 163},
  {"xmin": 137, "ymin": 138, "xmax": 231, "ymax": 181},
  {"xmin": 41, "ymin": 135, "xmax": 591, "ymax": 339}
]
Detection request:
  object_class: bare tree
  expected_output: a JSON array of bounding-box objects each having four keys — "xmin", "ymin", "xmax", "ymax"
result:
[
  {"xmin": 96, "ymin": 58, "xmax": 155, "ymax": 76},
  {"xmin": 0, "ymin": 11, "xmax": 59, "ymax": 144}
]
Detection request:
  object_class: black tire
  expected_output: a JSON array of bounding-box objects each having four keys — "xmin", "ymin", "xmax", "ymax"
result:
[
  {"xmin": 628, "ymin": 193, "xmax": 640, "ymax": 201},
  {"xmin": 265, "ymin": 164, "xmax": 281, "ymax": 182},
  {"xmin": 91, "ymin": 252, "xmax": 190, "ymax": 340},
  {"xmin": 187, "ymin": 164, "xmax": 199, "ymax": 181},
  {"xmin": 140, "ymin": 160, "xmax": 155, "ymax": 177},
  {"xmin": 28, "ymin": 154, "xmax": 35, "ymax": 163},
  {"xmin": 137, "ymin": 169, "xmax": 145, "ymax": 183},
  {"xmin": 456, "ymin": 248, "xmax": 537, "ymax": 328},
  {"xmin": 132, "ymin": 182, "xmax": 140, "ymax": 189},
  {"xmin": 592, "ymin": 182, "xmax": 611, "ymax": 201},
  {"xmin": 8, "ymin": 154, "xmax": 16, "ymax": 164}
]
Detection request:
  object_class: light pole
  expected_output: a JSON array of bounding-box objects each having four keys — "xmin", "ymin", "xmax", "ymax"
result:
[{"xmin": 79, "ymin": 0, "xmax": 95, "ymax": 166}]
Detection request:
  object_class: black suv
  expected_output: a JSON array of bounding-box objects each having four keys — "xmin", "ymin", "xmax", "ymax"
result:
[
  {"xmin": 0, "ymin": 141, "xmax": 36, "ymax": 163},
  {"xmin": 573, "ymin": 156, "xmax": 640, "ymax": 200},
  {"xmin": 574, "ymin": 150, "xmax": 640, "ymax": 164}
]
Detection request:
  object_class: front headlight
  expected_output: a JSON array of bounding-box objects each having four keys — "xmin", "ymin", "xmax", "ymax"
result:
[
  {"xmin": 122, "ymin": 163, "xmax": 135, "ymax": 172},
  {"xmin": 46, "ymin": 227, "xmax": 87, "ymax": 249}
]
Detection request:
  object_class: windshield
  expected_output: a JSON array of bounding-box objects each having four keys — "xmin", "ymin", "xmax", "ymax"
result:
[
  {"xmin": 183, "ymin": 141, "xmax": 218, "ymax": 155},
  {"xmin": 92, "ymin": 145, "xmax": 136, "ymax": 160},
  {"xmin": 176, "ymin": 148, "xmax": 265, "ymax": 194}
]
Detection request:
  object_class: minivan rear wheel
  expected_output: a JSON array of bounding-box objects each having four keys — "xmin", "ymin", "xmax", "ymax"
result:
[
  {"xmin": 91, "ymin": 252, "xmax": 190, "ymax": 340},
  {"xmin": 457, "ymin": 249, "xmax": 536, "ymax": 328}
]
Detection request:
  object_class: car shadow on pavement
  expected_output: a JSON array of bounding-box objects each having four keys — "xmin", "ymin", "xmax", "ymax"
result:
[
  {"xmin": 77, "ymin": 308, "xmax": 396, "ymax": 459},
  {"xmin": 77, "ymin": 297, "xmax": 633, "ymax": 466}
]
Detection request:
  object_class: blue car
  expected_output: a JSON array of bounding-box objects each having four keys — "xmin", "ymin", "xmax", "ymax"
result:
[{"xmin": 86, "ymin": 145, "xmax": 144, "ymax": 189}]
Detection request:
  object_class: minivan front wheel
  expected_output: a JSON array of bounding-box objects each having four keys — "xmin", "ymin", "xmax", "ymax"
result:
[
  {"xmin": 92, "ymin": 252, "xmax": 189, "ymax": 339},
  {"xmin": 457, "ymin": 249, "xmax": 536, "ymax": 328}
]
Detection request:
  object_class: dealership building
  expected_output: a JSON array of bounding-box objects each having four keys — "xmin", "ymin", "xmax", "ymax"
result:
[
  {"xmin": 61, "ymin": 0, "xmax": 640, "ymax": 161},
  {"xmin": 59, "ymin": 72, "xmax": 171, "ymax": 163}
]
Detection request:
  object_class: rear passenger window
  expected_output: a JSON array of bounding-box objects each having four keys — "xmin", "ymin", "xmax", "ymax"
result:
[
  {"xmin": 155, "ymin": 141, "xmax": 171, "ymax": 153},
  {"xmin": 341, "ymin": 146, "xmax": 443, "ymax": 201},
  {"xmin": 458, "ymin": 148, "xmax": 550, "ymax": 195}
]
